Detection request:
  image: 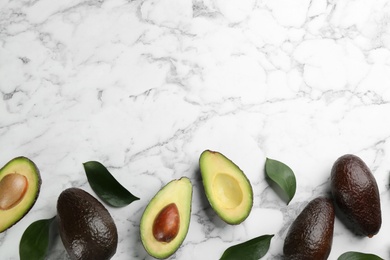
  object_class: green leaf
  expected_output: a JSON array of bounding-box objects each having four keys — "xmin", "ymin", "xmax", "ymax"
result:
[
  {"xmin": 265, "ymin": 158, "xmax": 296, "ymax": 204},
  {"xmin": 220, "ymin": 234, "xmax": 274, "ymax": 260},
  {"xmin": 338, "ymin": 251, "xmax": 384, "ymax": 260},
  {"xmin": 19, "ymin": 216, "xmax": 56, "ymax": 260},
  {"xmin": 83, "ymin": 161, "xmax": 139, "ymax": 207}
]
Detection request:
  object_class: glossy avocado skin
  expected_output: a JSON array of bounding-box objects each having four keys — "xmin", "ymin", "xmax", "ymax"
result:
[
  {"xmin": 57, "ymin": 188, "xmax": 118, "ymax": 260},
  {"xmin": 331, "ymin": 154, "xmax": 381, "ymax": 237},
  {"xmin": 283, "ymin": 197, "xmax": 335, "ymax": 260}
]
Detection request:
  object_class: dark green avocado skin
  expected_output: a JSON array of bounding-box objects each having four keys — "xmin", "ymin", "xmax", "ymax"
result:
[
  {"xmin": 57, "ymin": 187, "xmax": 118, "ymax": 260},
  {"xmin": 331, "ymin": 154, "xmax": 381, "ymax": 237},
  {"xmin": 283, "ymin": 197, "xmax": 335, "ymax": 260}
]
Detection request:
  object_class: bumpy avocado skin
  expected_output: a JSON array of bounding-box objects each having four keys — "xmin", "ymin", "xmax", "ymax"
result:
[
  {"xmin": 0, "ymin": 156, "xmax": 41, "ymax": 233},
  {"xmin": 57, "ymin": 188, "xmax": 118, "ymax": 260},
  {"xmin": 283, "ymin": 197, "xmax": 335, "ymax": 260},
  {"xmin": 330, "ymin": 154, "xmax": 381, "ymax": 237}
]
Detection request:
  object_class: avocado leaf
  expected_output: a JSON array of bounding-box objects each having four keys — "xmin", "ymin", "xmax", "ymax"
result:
[
  {"xmin": 338, "ymin": 251, "xmax": 384, "ymax": 260},
  {"xmin": 220, "ymin": 234, "xmax": 274, "ymax": 260},
  {"xmin": 19, "ymin": 216, "xmax": 56, "ymax": 260},
  {"xmin": 83, "ymin": 161, "xmax": 139, "ymax": 207},
  {"xmin": 265, "ymin": 158, "xmax": 296, "ymax": 204}
]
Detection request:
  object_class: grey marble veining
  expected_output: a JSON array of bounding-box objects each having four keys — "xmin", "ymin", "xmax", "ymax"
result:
[{"xmin": 1, "ymin": 0, "xmax": 390, "ymax": 259}]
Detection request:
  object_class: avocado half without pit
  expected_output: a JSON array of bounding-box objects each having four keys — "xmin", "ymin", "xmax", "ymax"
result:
[
  {"xmin": 199, "ymin": 150, "xmax": 253, "ymax": 225},
  {"xmin": 0, "ymin": 157, "xmax": 41, "ymax": 233},
  {"xmin": 140, "ymin": 177, "xmax": 192, "ymax": 259}
]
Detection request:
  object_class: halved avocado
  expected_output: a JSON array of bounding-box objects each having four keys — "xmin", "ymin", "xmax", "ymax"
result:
[
  {"xmin": 0, "ymin": 157, "xmax": 41, "ymax": 232},
  {"xmin": 140, "ymin": 177, "xmax": 192, "ymax": 259},
  {"xmin": 199, "ymin": 150, "xmax": 253, "ymax": 225}
]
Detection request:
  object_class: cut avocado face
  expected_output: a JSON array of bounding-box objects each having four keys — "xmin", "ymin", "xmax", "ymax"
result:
[
  {"xmin": 0, "ymin": 157, "xmax": 41, "ymax": 233},
  {"xmin": 140, "ymin": 177, "xmax": 192, "ymax": 259},
  {"xmin": 199, "ymin": 150, "xmax": 253, "ymax": 225}
]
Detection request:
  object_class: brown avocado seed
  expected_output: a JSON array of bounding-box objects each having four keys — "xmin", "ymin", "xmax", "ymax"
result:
[
  {"xmin": 0, "ymin": 173, "xmax": 28, "ymax": 210},
  {"xmin": 153, "ymin": 203, "xmax": 180, "ymax": 243}
]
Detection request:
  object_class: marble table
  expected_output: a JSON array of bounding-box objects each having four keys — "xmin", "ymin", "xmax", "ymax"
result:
[{"xmin": 1, "ymin": 0, "xmax": 390, "ymax": 259}]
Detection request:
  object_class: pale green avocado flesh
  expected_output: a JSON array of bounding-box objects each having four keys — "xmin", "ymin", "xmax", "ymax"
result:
[
  {"xmin": 140, "ymin": 177, "xmax": 192, "ymax": 259},
  {"xmin": 199, "ymin": 150, "xmax": 253, "ymax": 225},
  {"xmin": 0, "ymin": 157, "xmax": 41, "ymax": 232}
]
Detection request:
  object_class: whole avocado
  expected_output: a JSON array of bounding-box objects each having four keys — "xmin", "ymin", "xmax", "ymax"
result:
[
  {"xmin": 283, "ymin": 197, "xmax": 335, "ymax": 260},
  {"xmin": 330, "ymin": 154, "xmax": 381, "ymax": 237},
  {"xmin": 57, "ymin": 187, "xmax": 118, "ymax": 260}
]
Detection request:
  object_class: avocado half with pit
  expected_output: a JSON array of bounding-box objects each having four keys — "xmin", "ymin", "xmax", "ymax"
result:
[
  {"xmin": 199, "ymin": 150, "xmax": 253, "ymax": 225},
  {"xmin": 0, "ymin": 157, "xmax": 41, "ymax": 233},
  {"xmin": 140, "ymin": 177, "xmax": 192, "ymax": 259}
]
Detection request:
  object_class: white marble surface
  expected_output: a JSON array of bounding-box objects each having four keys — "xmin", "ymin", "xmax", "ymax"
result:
[{"xmin": 1, "ymin": 0, "xmax": 390, "ymax": 259}]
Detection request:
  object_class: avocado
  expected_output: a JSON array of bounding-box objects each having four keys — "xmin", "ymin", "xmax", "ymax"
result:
[
  {"xmin": 330, "ymin": 154, "xmax": 381, "ymax": 237},
  {"xmin": 283, "ymin": 197, "xmax": 335, "ymax": 260},
  {"xmin": 0, "ymin": 157, "xmax": 41, "ymax": 233},
  {"xmin": 140, "ymin": 177, "xmax": 192, "ymax": 259},
  {"xmin": 57, "ymin": 187, "xmax": 118, "ymax": 260},
  {"xmin": 199, "ymin": 150, "xmax": 253, "ymax": 225}
]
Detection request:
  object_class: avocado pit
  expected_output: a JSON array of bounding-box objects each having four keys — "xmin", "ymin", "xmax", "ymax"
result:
[
  {"xmin": 153, "ymin": 203, "xmax": 180, "ymax": 243},
  {"xmin": 212, "ymin": 173, "xmax": 243, "ymax": 209},
  {"xmin": 0, "ymin": 173, "xmax": 28, "ymax": 210}
]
